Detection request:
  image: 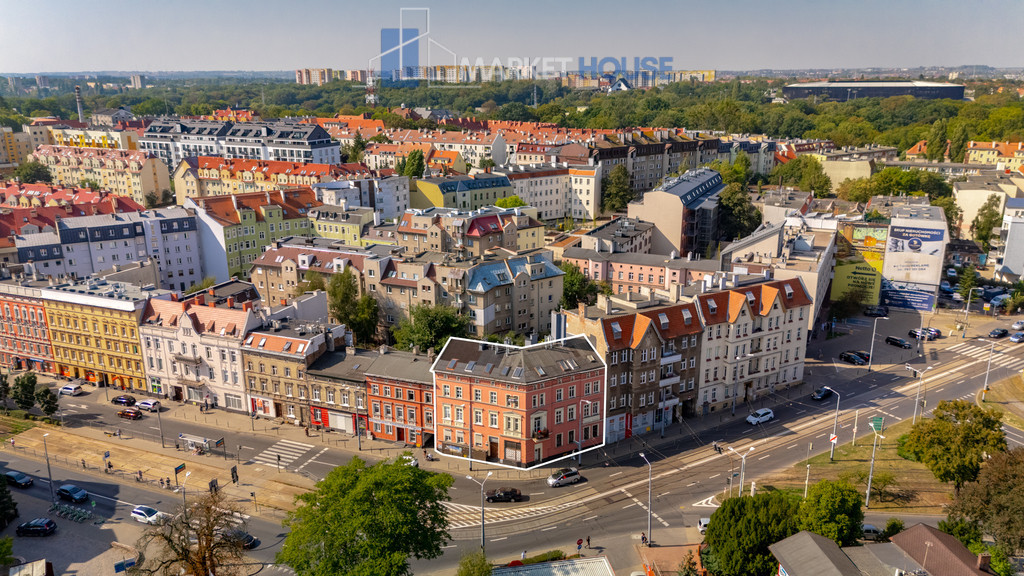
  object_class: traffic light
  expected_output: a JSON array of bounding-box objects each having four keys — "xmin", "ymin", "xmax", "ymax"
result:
[{"xmin": 230, "ymin": 465, "xmax": 238, "ymax": 484}]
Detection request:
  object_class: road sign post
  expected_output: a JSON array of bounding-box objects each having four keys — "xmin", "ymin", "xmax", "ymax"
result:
[{"xmin": 174, "ymin": 463, "xmax": 185, "ymax": 487}]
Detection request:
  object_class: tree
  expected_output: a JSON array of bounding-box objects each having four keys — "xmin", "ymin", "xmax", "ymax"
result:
[
  {"xmin": 948, "ymin": 123, "xmax": 970, "ymax": 163},
  {"xmin": 718, "ymin": 182, "xmax": 762, "ymax": 240},
  {"xmin": 327, "ymin": 268, "xmax": 359, "ymax": 326},
  {"xmin": 958, "ymin": 264, "xmax": 978, "ymax": 302},
  {"xmin": 368, "ymin": 133, "xmax": 392, "ymax": 144},
  {"xmin": 293, "ymin": 270, "xmax": 326, "ymax": 297},
  {"xmin": 836, "ymin": 178, "xmax": 873, "ymax": 203},
  {"xmin": 830, "ymin": 286, "xmax": 867, "ymax": 321},
  {"xmin": 350, "ymin": 294, "xmax": 380, "ymax": 345},
  {"xmin": 392, "ymin": 303, "xmax": 470, "ymax": 352},
  {"xmin": 797, "ymin": 480, "xmax": 864, "ymax": 546},
  {"xmin": 185, "ymin": 276, "xmax": 217, "ymax": 295},
  {"xmin": 0, "ymin": 536, "xmax": 15, "ymax": 568},
  {"xmin": 134, "ymin": 489, "xmax": 248, "ymax": 576},
  {"xmin": 880, "ymin": 518, "xmax": 904, "ymax": 542},
  {"xmin": 559, "ymin": 262, "xmax": 597, "ymax": 309},
  {"xmin": 601, "ymin": 164, "xmax": 633, "ymax": 213},
  {"xmin": 0, "ymin": 373, "xmax": 8, "ymax": 414},
  {"xmin": 0, "ymin": 482, "xmax": 18, "ymax": 528},
  {"xmin": 676, "ymin": 551, "xmax": 699, "ymax": 576},
  {"xmin": 950, "ymin": 447, "xmax": 1024, "ymax": 552},
  {"xmin": 931, "ymin": 196, "xmax": 963, "ymax": 239},
  {"xmin": 402, "ymin": 149, "xmax": 426, "ymax": 178},
  {"xmin": 79, "ymin": 178, "xmax": 101, "ymax": 190},
  {"xmin": 12, "ymin": 372, "xmax": 36, "ymax": 412},
  {"xmin": 478, "ymin": 157, "xmax": 495, "ymax": 170},
  {"xmin": 13, "ymin": 161, "xmax": 51, "ymax": 184},
  {"xmin": 971, "ymin": 194, "xmax": 1002, "ymax": 250},
  {"xmin": 456, "ymin": 550, "xmax": 492, "ymax": 576},
  {"xmin": 494, "ymin": 102, "xmax": 535, "ymax": 122},
  {"xmin": 278, "ymin": 455, "xmax": 453, "ymax": 576},
  {"xmin": 34, "ymin": 386, "xmax": 58, "ymax": 418},
  {"xmin": 925, "ymin": 118, "xmax": 948, "ymax": 162},
  {"xmin": 769, "ymin": 156, "xmax": 831, "ymax": 198},
  {"xmin": 702, "ymin": 491, "xmax": 799, "ymax": 576},
  {"xmin": 494, "ymin": 195, "xmax": 526, "ymax": 209},
  {"xmin": 903, "ymin": 399, "xmax": 1006, "ymax": 492}
]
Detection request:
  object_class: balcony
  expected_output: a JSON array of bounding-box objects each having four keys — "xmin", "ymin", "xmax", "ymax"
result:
[
  {"xmin": 659, "ymin": 374, "xmax": 681, "ymax": 387},
  {"xmin": 660, "ymin": 349, "xmax": 680, "ymax": 365},
  {"xmin": 583, "ymin": 413, "xmax": 602, "ymax": 425},
  {"xmin": 531, "ymin": 428, "xmax": 549, "ymax": 440}
]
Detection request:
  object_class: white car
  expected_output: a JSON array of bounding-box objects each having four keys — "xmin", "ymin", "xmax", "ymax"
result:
[
  {"xmin": 947, "ymin": 268, "xmax": 957, "ymax": 278},
  {"xmin": 1010, "ymin": 332, "xmax": 1024, "ymax": 343},
  {"xmin": 59, "ymin": 383, "xmax": 83, "ymax": 396},
  {"xmin": 1013, "ymin": 320, "xmax": 1024, "ymax": 331},
  {"xmin": 131, "ymin": 505, "xmax": 165, "ymax": 524},
  {"xmin": 746, "ymin": 408, "xmax": 775, "ymax": 425},
  {"xmin": 952, "ymin": 292, "xmax": 964, "ymax": 302},
  {"xmin": 136, "ymin": 399, "xmax": 161, "ymax": 412},
  {"xmin": 698, "ymin": 517, "xmax": 711, "ymax": 535}
]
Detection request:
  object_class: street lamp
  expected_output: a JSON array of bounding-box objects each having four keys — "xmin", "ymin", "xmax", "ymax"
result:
[
  {"xmin": 865, "ymin": 431, "xmax": 886, "ymax": 507},
  {"xmin": 983, "ymin": 340, "xmax": 997, "ymax": 392},
  {"xmin": 466, "ymin": 471, "xmax": 493, "ymax": 554},
  {"xmin": 42, "ymin": 433, "xmax": 54, "ymax": 503},
  {"xmin": 156, "ymin": 402, "xmax": 165, "ymax": 448},
  {"xmin": 639, "ymin": 452, "xmax": 652, "ymax": 546},
  {"xmin": 824, "ymin": 386, "xmax": 841, "ymax": 461},
  {"xmin": 728, "ymin": 446, "xmax": 754, "ymax": 496},
  {"xmin": 962, "ymin": 287, "xmax": 984, "ymax": 338},
  {"xmin": 867, "ymin": 317, "xmax": 888, "ymax": 372},
  {"xmin": 181, "ymin": 470, "xmax": 192, "ymax": 509},
  {"xmin": 908, "ymin": 365, "xmax": 935, "ymax": 424}
]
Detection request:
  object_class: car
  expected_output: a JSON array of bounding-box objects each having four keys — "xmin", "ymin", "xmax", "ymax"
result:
[
  {"xmin": 811, "ymin": 388, "xmax": 834, "ymax": 401},
  {"xmin": 111, "ymin": 394, "xmax": 136, "ymax": 406},
  {"xmin": 990, "ymin": 328, "xmax": 1009, "ymax": 339},
  {"xmin": 885, "ymin": 336, "xmax": 912, "ymax": 349},
  {"xmin": 863, "ymin": 305, "xmax": 889, "ymax": 318},
  {"xmin": 850, "ymin": 351, "xmax": 871, "ymax": 363},
  {"xmin": 698, "ymin": 517, "xmax": 711, "ymax": 535},
  {"xmin": 4, "ymin": 471, "xmax": 33, "ymax": 488},
  {"xmin": 940, "ymin": 280, "xmax": 952, "ymax": 292},
  {"xmin": 397, "ymin": 455, "xmax": 418, "ymax": 468},
  {"xmin": 991, "ymin": 294, "xmax": 1011, "ymax": 307},
  {"xmin": 136, "ymin": 399, "xmax": 160, "ymax": 412},
  {"xmin": 1013, "ymin": 320, "xmax": 1024, "ymax": 331},
  {"xmin": 1010, "ymin": 332, "xmax": 1024, "ymax": 343},
  {"xmin": 15, "ymin": 518, "xmax": 56, "ymax": 537},
  {"xmin": 908, "ymin": 329, "xmax": 937, "ymax": 341},
  {"xmin": 862, "ymin": 524, "xmax": 882, "ymax": 541},
  {"xmin": 947, "ymin": 268, "xmax": 958, "ymax": 278},
  {"xmin": 547, "ymin": 467, "xmax": 581, "ymax": 487},
  {"xmin": 59, "ymin": 383, "xmax": 83, "ymax": 396},
  {"xmin": 839, "ymin": 351, "xmax": 866, "ymax": 366},
  {"xmin": 952, "ymin": 292, "xmax": 964, "ymax": 302},
  {"xmin": 117, "ymin": 408, "xmax": 143, "ymax": 420},
  {"xmin": 130, "ymin": 505, "xmax": 165, "ymax": 524},
  {"xmin": 225, "ymin": 529, "xmax": 260, "ymax": 550},
  {"xmin": 485, "ymin": 487, "xmax": 523, "ymax": 503},
  {"xmin": 56, "ymin": 484, "xmax": 88, "ymax": 503},
  {"xmin": 924, "ymin": 327, "xmax": 942, "ymax": 338},
  {"xmin": 746, "ymin": 408, "xmax": 775, "ymax": 425}
]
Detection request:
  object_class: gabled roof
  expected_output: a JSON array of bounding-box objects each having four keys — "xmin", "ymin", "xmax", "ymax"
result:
[
  {"xmin": 141, "ymin": 298, "xmax": 251, "ymax": 339},
  {"xmin": 769, "ymin": 531, "xmax": 861, "ymax": 576},
  {"xmin": 890, "ymin": 523, "xmax": 992, "ymax": 576},
  {"xmin": 191, "ymin": 188, "xmax": 321, "ymax": 227}
]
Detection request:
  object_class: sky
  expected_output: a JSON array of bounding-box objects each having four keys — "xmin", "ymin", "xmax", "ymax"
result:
[{"xmin": 1, "ymin": 0, "xmax": 1022, "ymax": 74}]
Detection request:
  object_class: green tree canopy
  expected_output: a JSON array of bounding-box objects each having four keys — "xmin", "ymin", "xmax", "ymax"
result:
[
  {"xmin": 34, "ymin": 386, "xmax": 58, "ymax": 417},
  {"xmin": 958, "ymin": 264, "xmax": 978, "ymax": 301},
  {"xmin": 971, "ymin": 194, "xmax": 1002, "ymax": 250},
  {"xmin": 278, "ymin": 454, "xmax": 454, "ymax": 576},
  {"xmin": 925, "ymin": 118, "xmax": 948, "ymax": 162},
  {"xmin": 797, "ymin": 480, "xmax": 864, "ymax": 546},
  {"xmin": 718, "ymin": 182, "xmax": 762, "ymax": 240},
  {"xmin": 904, "ymin": 399, "xmax": 1006, "ymax": 492},
  {"xmin": 950, "ymin": 447, "xmax": 1024, "ymax": 553},
  {"xmin": 769, "ymin": 156, "xmax": 831, "ymax": 198},
  {"xmin": 705, "ymin": 151, "xmax": 753, "ymax": 186},
  {"xmin": 456, "ymin": 550, "xmax": 492, "ymax": 576},
  {"xmin": 392, "ymin": 303, "xmax": 470, "ymax": 352},
  {"xmin": 293, "ymin": 270, "xmax": 327, "ymax": 297},
  {"xmin": 0, "ymin": 373, "xmax": 8, "ymax": 414},
  {"xmin": 559, "ymin": 262, "xmax": 597, "ymax": 309},
  {"xmin": 494, "ymin": 195, "xmax": 527, "ymax": 209},
  {"xmin": 13, "ymin": 161, "xmax": 52, "ymax": 184},
  {"xmin": 0, "ymin": 481, "xmax": 18, "ymax": 527},
  {"xmin": 402, "ymin": 149, "xmax": 426, "ymax": 178},
  {"xmin": 12, "ymin": 372, "xmax": 36, "ymax": 412},
  {"xmin": 948, "ymin": 123, "xmax": 970, "ymax": 163},
  {"xmin": 702, "ymin": 491, "xmax": 800, "ymax": 576},
  {"xmin": 327, "ymin": 268, "xmax": 359, "ymax": 326},
  {"xmin": 931, "ymin": 196, "xmax": 963, "ymax": 238},
  {"xmin": 601, "ymin": 164, "xmax": 633, "ymax": 214},
  {"xmin": 350, "ymin": 294, "xmax": 380, "ymax": 345},
  {"xmin": 185, "ymin": 277, "xmax": 217, "ymax": 295}
]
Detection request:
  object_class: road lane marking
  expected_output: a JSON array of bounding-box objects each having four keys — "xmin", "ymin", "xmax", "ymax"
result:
[
  {"xmin": 708, "ymin": 474, "xmax": 720, "ymax": 479},
  {"xmin": 582, "ymin": 515, "xmax": 598, "ymax": 521},
  {"xmin": 541, "ymin": 526, "xmax": 558, "ymax": 531},
  {"xmin": 758, "ymin": 455, "xmax": 770, "ymax": 460},
  {"xmin": 490, "ymin": 537, "xmax": 507, "ymax": 542},
  {"xmin": 609, "ymin": 472, "xmax": 622, "ymax": 477},
  {"xmin": 786, "ymin": 444, "xmax": 797, "ymax": 449}
]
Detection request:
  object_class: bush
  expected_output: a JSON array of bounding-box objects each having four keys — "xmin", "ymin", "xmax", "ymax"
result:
[
  {"xmin": 881, "ymin": 518, "xmax": 905, "ymax": 541},
  {"xmin": 896, "ymin": 434, "xmax": 918, "ymax": 461},
  {"xmin": 523, "ymin": 550, "xmax": 565, "ymax": 564}
]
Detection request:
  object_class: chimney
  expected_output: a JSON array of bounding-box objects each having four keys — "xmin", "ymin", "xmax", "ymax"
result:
[
  {"xmin": 207, "ymin": 288, "xmax": 215, "ymax": 296},
  {"xmin": 195, "ymin": 293, "xmax": 205, "ymax": 306},
  {"xmin": 226, "ymin": 296, "xmax": 235, "ymax": 309},
  {"xmin": 74, "ymin": 85, "xmax": 84, "ymax": 124},
  {"xmin": 171, "ymin": 293, "xmax": 178, "ymax": 302},
  {"xmin": 977, "ymin": 553, "xmax": 991, "ymax": 572},
  {"xmin": 427, "ymin": 347, "xmax": 435, "ymax": 361},
  {"xmin": 578, "ymin": 301, "xmax": 585, "ymax": 318},
  {"xmin": 208, "ymin": 300, "xmax": 216, "ymax": 308}
]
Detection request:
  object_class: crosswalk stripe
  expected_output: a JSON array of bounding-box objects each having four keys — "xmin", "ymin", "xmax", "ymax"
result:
[{"xmin": 276, "ymin": 439, "xmax": 315, "ymax": 449}]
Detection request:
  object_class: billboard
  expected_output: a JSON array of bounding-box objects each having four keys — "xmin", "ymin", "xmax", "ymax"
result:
[
  {"xmin": 832, "ymin": 259, "xmax": 882, "ymax": 305},
  {"xmin": 851, "ymin": 225, "xmax": 888, "ymax": 251},
  {"xmin": 882, "ymin": 225, "xmax": 946, "ymax": 284},
  {"xmin": 880, "ymin": 279, "xmax": 937, "ymax": 311}
]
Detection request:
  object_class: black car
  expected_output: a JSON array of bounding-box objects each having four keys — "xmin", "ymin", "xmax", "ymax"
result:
[
  {"xmin": 4, "ymin": 471, "xmax": 33, "ymax": 488},
  {"xmin": 56, "ymin": 484, "xmax": 88, "ymax": 503},
  {"xmin": 850, "ymin": 351, "xmax": 871, "ymax": 363},
  {"xmin": 909, "ymin": 329, "xmax": 937, "ymax": 341},
  {"xmin": 886, "ymin": 336, "xmax": 912, "ymax": 349},
  {"xmin": 839, "ymin": 351, "xmax": 866, "ymax": 366},
  {"xmin": 16, "ymin": 518, "xmax": 56, "ymax": 537},
  {"xmin": 225, "ymin": 529, "xmax": 260, "ymax": 550},
  {"xmin": 990, "ymin": 328, "xmax": 1009, "ymax": 339},
  {"xmin": 117, "ymin": 408, "xmax": 143, "ymax": 420},
  {"xmin": 485, "ymin": 487, "xmax": 523, "ymax": 503},
  {"xmin": 811, "ymin": 388, "xmax": 833, "ymax": 401},
  {"xmin": 112, "ymin": 395, "xmax": 136, "ymax": 406},
  {"xmin": 864, "ymin": 306, "xmax": 889, "ymax": 317}
]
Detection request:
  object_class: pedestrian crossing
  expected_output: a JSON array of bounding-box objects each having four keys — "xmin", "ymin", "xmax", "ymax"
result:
[
  {"xmin": 250, "ymin": 439, "xmax": 315, "ymax": 469},
  {"xmin": 444, "ymin": 488, "xmax": 598, "ymax": 529},
  {"xmin": 946, "ymin": 342, "xmax": 1024, "ymax": 371}
]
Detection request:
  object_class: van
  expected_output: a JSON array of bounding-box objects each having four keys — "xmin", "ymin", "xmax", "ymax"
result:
[
  {"xmin": 862, "ymin": 524, "xmax": 882, "ymax": 541},
  {"xmin": 59, "ymin": 383, "xmax": 83, "ymax": 396},
  {"xmin": 698, "ymin": 517, "xmax": 711, "ymax": 535},
  {"xmin": 991, "ymin": 294, "xmax": 1010, "ymax": 307}
]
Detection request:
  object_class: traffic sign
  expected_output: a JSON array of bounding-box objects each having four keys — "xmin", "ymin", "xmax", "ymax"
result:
[
  {"xmin": 829, "ymin": 434, "xmax": 838, "ymax": 444},
  {"xmin": 174, "ymin": 463, "xmax": 186, "ymax": 474},
  {"xmin": 577, "ymin": 539, "xmax": 583, "ymax": 546},
  {"xmin": 871, "ymin": 417, "xmax": 884, "ymax": 433},
  {"xmin": 103, "ymin": 451, "xmax": 110, "ymax": 459}
]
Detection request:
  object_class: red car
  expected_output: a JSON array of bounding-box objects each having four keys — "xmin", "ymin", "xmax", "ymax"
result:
[{"xmin": 117, "ymin": 408, "xmax": 143, "ymax": 420}]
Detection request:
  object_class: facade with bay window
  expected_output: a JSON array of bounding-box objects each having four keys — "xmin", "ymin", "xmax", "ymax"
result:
[
  {"xmin": 364, "ymin": 348, "xmax": 434, "ymax": 446},
  {"xmin": 0, "ymin": 282, "xmax": 55, "ymax": 374}
]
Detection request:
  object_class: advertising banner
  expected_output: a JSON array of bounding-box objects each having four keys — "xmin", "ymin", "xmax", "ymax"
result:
[
  {"xmin": 832, "ymin": 259, "xmax": 882, "ymax": 304},
  {"xmin": 880, "ymin": 279, "xmax": 937, "ymax": 311},
  {"xmin": 851, "ymin": 225, "xmax": 888, "ymax": 251},
  {"xmin": 883, "ymin": 225, "xmax": 946, "ymax": 283}
]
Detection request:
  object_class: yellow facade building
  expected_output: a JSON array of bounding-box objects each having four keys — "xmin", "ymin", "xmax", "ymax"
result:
[
  {"xmin": 49, "ymin": 127, "xmax": 138, "ymax": 151},
  {"xmin": 27, "ymin": 145, "xmax": 170, "ymax": 206},
  {"xmin": 173, "ymin": 156, "xmax": 354, "ymax": 205},
  {"xmin": 309, "ymin": 205, "xmax": 376, "ymax": 244}
]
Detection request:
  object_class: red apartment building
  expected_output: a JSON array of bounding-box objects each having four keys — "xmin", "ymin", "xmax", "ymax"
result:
[
  {"xmin": 364, "ymin": 348, "xmax": 435, "ymax": 447},
  {"xmin": 432, "ymin": 336, "xmax": 606, "ymax": 468},
  {"xmin": 0, "ymin": 283, "xmax": 54, "ymax": 373}
]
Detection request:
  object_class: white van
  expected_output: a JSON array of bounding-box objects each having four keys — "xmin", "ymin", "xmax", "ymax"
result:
[
  {"xmin": 698, "ymin": 517, "xmax": 711, "ymax": 535},
  {"xmin": 59, "ymin": 383, "xmax": 83, "ymax": 396}
]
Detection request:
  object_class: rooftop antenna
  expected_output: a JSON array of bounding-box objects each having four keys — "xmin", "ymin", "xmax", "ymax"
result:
[{"xmin": 74, "ymin": 85, "xmax": 84, "ymax": 123}]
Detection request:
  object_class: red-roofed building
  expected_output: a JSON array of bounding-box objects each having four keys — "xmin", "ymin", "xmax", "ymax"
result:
[
  {"xmin": 0, "ymin": 180, "xmax": 145, "ymax": 212},
  {"xmin": 27, "ymin": 145, "xmax": 170, "ymax": 206},
  {"xmin": 965, "ymin": 140, "xmax": 1024, "ymax": 170},
  {"xmin": 363, "ymin": 348, "xmax": 435, "ymax": 446}
]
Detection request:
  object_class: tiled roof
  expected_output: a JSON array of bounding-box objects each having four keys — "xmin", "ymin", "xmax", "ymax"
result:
[
  {"xmin": 193, "ymin": 157, "xmax": 346, "ymax": 179},
  {"xmin": 191, "ymin": 188, "xmax": 321, "ymax": 226},
  {"xmin": 241, "ymin": 331, "xmax": 317, "ymax": 356},
  {"xmin": 890, "ymin": 524, "xmax": 991, "ymax": 576},
  {"xmin": 29, "ymin": 145, "xmax": 156, "ymax": 170},
  {"xmin": 252, "ymin": 245, "xmax": 366, "ymax": 274},
  {"xmin": 141, "ymin": 298, "xmax": 251, "ymax": 338}
]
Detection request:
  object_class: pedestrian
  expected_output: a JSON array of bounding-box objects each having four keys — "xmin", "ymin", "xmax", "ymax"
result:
[
  {"xmin": 116, "ymin": 428, "xmax": 122, "ymax": 439},
  {"xmin": 641, "ymin": 532, "xmax": 647, "ymax": 546},
  {"xmin": 8, "ymin": 438, "xmax": 13, "ymax": 449},
  {"xmin": 159, "ymin": 477, "xmax": 165, "ymax": 488},
  {"xmin": 712, "ymin": 440, "xmax": 717, "ymax": 453},
  {"xmin": 521, "ymin": 550, "xmax": 527, "ymax": 560},
  {"xmin": 586, "ymin": 536, "xmax": 591, "ymax": 549}
]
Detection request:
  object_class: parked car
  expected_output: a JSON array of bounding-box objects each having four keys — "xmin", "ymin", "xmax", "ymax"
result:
[
  {"xmin": 863, "ymin": 306, "xmax": 889, "ymax": 318},
  {"xmin": 908, "ymin": 329, "xmax": 937, "ymax": 341},
  {"xmin": 485, "ymin": 487, "xmax": 523, "ymax": 503},
  {"xmin": 698, "ymin": 517, "xmax": 711, "ymax": 535},
  {"xmin": 862, "ymin": 524, "xmax": 882, "ymax": 541},
  {"xmin": 850, "ymin": 351, "xmax": 871, "ymax": 363},
  {"xmin": 990, "ymin": 328, "xmax": 1009, "ymax": 339},
  {"xmin": 947, "ymin": 268, "xmax": 958, "ymax": 278},
  {"xmin": 136, "ymin": 399, "xmax": 160, "ymax": 412},
  {"xmin": 1010, "ymin": 332, "xmax": 1024, "ymax": 343},
  {"xmin": 952, "ymin": 292, "xmax": 964, "ymax": 302},
  {"xmin": 547, "ymin": 467, "xmax": 581, "ymax": 487},
  {"xmin": 991, "ymin": 294, "xmax": 1011, "ymax": 307},
  {"xmin": 117, "ymin": 408, "xmax": 143, "ymax": 420},
  {"xmin": 839, "ymin": 351, "xmax": 866, "ymax": 366},
  {"xmin": 56, "ymin": 484, "xmax": 88, "ymax": 503},
  {"xmin": 1012, "ymin": 320, "xmax": 1024, "ymax": 331},
  {"xmin": 131, "ymin": 505, "xmax": 165, "ymax": 525},
  {"xmin": 111, "ymin": 395, "xmax": 136, "ymax": 406},
  {"xmin": 225, "ymin": 529, "xmax": 260, "ymax": 550},
  {"xmin": 58, "ymin": 383, "xmax": 83, "ymax": 396},
  {"xmin": 746, "ymin": 408, "xmax": 775, "ymax": 425},
  {"xmin": 4, "ymin": 471, "xmax": 33, "ymax": 488},
  {"xmin": 886, "ymin": 336, "xmax": 912, "ymax": 349},
  {"xmin": 924, "ymin": 327, "xmax": 942, "ymax": 338},
  {"xmin": 811, "ymin": 388, "xmax": 833, "ymax": 401},
  {"xmin": 940, "ymin": 280, "xmax": 952, "ymax": 292},
  {"xmin": 15, "ymin": 518, "xmax": 56, "ymax": 537}
]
